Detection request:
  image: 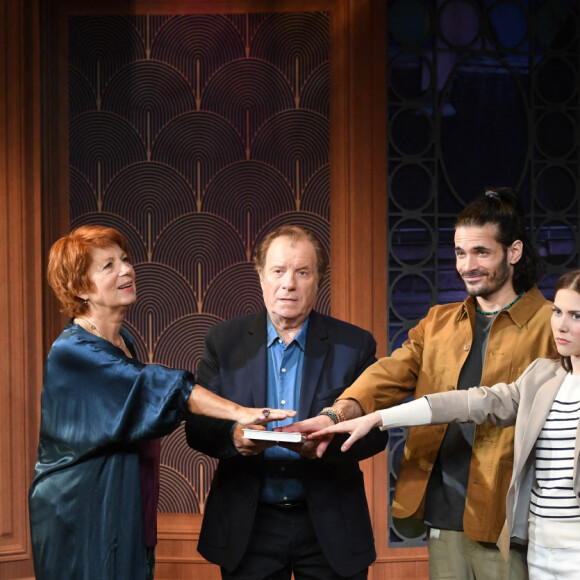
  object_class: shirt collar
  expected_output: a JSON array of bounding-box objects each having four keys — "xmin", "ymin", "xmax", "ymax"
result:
[
  {"xmin": 459, "ymin": 286, "xmax": 547, "ymax": 327},
  {"xmin": 266, "ymin": 315, "xmax": 309, "ymax": 350}
]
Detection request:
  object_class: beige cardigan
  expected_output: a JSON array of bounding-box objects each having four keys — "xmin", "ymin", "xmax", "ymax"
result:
[{"xmin": 426, "ymin": 358, "xmax": 575, "ymax": 560}]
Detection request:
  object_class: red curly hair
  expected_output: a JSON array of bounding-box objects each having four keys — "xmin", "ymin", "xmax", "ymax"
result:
[{"xmin": 47, "ymin": 225, "xmax": 131, "ymax": 318}]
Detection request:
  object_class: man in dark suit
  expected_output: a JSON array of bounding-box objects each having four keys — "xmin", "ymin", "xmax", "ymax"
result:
[{"xmin": 185, "ymin": 225, "xmax": 388, "ymax": 579}]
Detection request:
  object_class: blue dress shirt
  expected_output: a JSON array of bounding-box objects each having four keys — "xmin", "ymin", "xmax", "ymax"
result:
[{"xmin": 259, "ymin": 316, "xmax": 308, "ymax": 503}]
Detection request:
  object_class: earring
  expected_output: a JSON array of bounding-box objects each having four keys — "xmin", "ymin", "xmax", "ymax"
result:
[{"xmin": 83, "ymin": 299, "xmax": 88, "ymax": 306}]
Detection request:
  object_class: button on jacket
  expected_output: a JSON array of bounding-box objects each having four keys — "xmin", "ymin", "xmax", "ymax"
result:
[{"xmin": 339, "ymin": 286, "xmax": 555, "ymax": 543}]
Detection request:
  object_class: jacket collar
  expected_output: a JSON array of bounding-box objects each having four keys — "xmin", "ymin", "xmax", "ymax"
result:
[
  {"xmin": 244, "ymin": 310, "xmax": 268, "ymax": 407},
  {"xmin": 457, "ymin": 286, "xmax": 548, "ymax": 327},
  {"xmin": 299, "ymin": 310, "xmax": 330, "ymax": 419},
  {"xmin": 244, "ymin": 309, "xmax": 329, "ymax": 418}
]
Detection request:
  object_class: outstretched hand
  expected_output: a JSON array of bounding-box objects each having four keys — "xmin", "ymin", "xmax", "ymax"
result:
[
  {"xmin": 187, "ymin": 385, "xmax": 297, "ymax": 425},
  {"xmin": 235, "ymin": 407, "xmax": 297, "ymax": 427},
  {"xmin": 275, "ymin": 415, "xmax": 336, "ymax": 458},
  {"xmin": 308, "ymin": 412, "xmax": 382, "ymax": 453}
]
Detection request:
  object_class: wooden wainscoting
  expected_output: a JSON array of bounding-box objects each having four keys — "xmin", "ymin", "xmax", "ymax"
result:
[{"xmin": 0, "ymin": 1, "xmax": 43, "ymax": 579}]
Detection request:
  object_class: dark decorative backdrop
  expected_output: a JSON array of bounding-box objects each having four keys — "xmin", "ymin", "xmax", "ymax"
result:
[
  {"xmin": 387, "ymin": 0, "xmax": 580, "ymax": 547},
  {"xmin": 68, "ymin": 12, "xmax": 330, "ymax": 514}
]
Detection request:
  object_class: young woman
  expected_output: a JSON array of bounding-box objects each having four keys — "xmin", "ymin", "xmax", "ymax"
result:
[
  {"xmin": 311, "ymin": 269, "xmax": 580, "ymax": 579},
  {"xmin": 30, "ymin": 225, "xmax": 294, "ymax": 580}
]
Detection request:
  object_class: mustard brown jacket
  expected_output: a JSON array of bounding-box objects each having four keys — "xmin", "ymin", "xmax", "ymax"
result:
[{"xmin": 339, "ymin": 286, "xmax": 555, "ymax": 543}]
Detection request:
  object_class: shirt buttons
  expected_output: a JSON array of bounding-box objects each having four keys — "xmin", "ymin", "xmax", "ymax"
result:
[
  {"xmin": 281, "ymin": 400, "xmax": 286, "ymax": 405},
  {"xmin": 281, "ymin": 368, "xmax": 286, "ymax": 373}
]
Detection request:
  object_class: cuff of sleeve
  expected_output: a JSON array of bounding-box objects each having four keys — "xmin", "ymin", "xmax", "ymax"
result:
[
  {"xmin": 336, "ymin": 392, "xmax": 377, "ymax": 415},
  {"xmin": 377, "ymin": 396, "xmax": 432, "ymax": 430}
]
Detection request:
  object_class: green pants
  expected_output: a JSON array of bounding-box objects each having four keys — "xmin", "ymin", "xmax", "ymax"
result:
[{"xmin": 428, "ymin": 528, "xmax": 527, "ymax": 580}]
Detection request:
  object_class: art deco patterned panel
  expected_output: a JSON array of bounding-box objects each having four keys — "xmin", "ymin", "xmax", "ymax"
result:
[{"xmin": 68, "ymin": 12, "xmax": 330, "ymax": 514}]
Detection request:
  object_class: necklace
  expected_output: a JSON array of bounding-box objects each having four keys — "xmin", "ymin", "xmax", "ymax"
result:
[
  {"xmin": 77, "ymin": 317, "xmax": 127, "ymax": 352},
  {"xmin": 475, "ymin": 293, "xmax": 524, "ymax": 316}
]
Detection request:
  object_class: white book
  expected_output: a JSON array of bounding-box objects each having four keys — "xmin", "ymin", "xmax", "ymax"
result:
[{"xmin": 242, "ymin": 429, "xmax": 304, "ymax": 443}]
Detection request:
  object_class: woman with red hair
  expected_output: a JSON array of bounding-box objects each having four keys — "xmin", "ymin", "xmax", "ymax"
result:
[{"xmin": 30, "ymin": 225, "xmax": 294, "ymax": 580}]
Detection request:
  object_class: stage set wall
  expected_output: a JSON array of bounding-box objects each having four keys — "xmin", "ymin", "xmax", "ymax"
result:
[{"xmin": 0, "ymin": 1, "xmax": 428, "ymax": 578}]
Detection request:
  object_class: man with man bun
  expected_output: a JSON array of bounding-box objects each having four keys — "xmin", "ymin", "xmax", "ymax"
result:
[{"xmin": 290, "ymin": 188, "xmax": 555, "ymax": 579}]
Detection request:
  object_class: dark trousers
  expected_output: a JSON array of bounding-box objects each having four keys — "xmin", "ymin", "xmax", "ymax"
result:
[
  {"xmin": 221, "ymin": 502, "xmax": 368, "ymax": 580},
  {"xmin": 146, "ymin": 547, "xmax": 156, "ymax": 580}
]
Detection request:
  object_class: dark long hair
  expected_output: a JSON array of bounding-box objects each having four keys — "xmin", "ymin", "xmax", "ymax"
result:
[
  {"xmin": 554, "ymin": 269, "xmax": 580, "ymax": 372},
  {"xmin": 455, "ymin": 187, "xmax": 543, "ymax": 294}
]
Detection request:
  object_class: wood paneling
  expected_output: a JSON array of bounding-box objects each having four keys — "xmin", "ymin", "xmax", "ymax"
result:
[
  {"xmin": 0, "ymin": 1, "xmax": 42, "ymax": 578},
  {"xmin": 328, "ymin": 2, "xmax": 428, "ymax": 576},
  {"xmin": 0, "ymin": 0, "xmax": 430, "ymax": 578}
]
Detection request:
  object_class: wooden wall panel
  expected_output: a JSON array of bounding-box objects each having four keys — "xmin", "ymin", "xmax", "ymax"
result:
[
  {"xmin": 0, "ymin": 1, "xmax": 42, "ymax": 579},
  {"xmin": 328, "ymin": 1, "xmax": 428, "ymax": 577}
]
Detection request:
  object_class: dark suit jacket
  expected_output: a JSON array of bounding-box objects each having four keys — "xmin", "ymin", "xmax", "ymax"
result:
[{"xmin": 185, "ymin": 309, "xmax": 389, "ymax": 576}]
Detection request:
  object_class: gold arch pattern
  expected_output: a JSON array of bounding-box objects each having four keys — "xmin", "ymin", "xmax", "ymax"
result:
[
  {"xmin": 69, "ymin": 16, "xmax": 147, "ymax": 99},
  {"xmin": 70, "ymin": 113, "xmax": 147, "ymax": 195},
  {"xmin": 151, "ymin": 15, "xmax": 246, "ymax": 93},
  {"xmin": 202, "ymin": 59, "xmax": 295, "ymax": 146},
  {"xmin": 103, "ymin": 162, "xmax": 197, "ymax": 246},
  {"xmin": 153, "ymin": 314, "xmax": 220, "ymax": 371},
  {"xmin": 102, "ymin": 60, "xmax": 198, "ymax": 143},
  {"xmin": 69, "ymin": 12, "xmax": 330, "ymax": 513},
  {"xmin": 160, "ymin": 427, "xmax": 218, "ymax": 513},
  {"xmin": 150, "ymin": 111, "xmax": 246, "ymax": 195},
  {"xmin": 251, "ymin": 12, "xmax": 329, "ymax": 95}
]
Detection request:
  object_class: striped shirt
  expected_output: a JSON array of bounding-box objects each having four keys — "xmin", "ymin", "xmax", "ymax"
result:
[{"xmin": 529, "ymin": 372, "xmax": 580, "ymax": 548}]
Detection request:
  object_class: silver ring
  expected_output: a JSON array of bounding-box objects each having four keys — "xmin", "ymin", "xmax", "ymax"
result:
[{"xmin": 262, "ymin": 409, "xmax": 270, "ymax": 419}]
